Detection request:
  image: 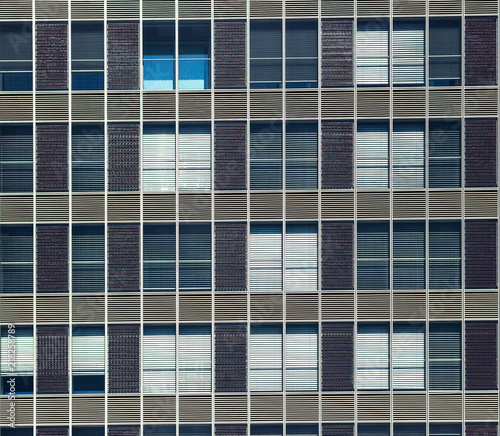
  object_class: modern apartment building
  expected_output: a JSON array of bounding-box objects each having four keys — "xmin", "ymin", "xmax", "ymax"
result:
[{"xmin": 0, "ymin": 0, "xmax": 499, "ymax": 435}]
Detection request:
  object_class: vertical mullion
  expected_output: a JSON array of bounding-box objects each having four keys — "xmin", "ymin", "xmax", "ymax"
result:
[
  {"xmin": 353, "ymin": 4, "xmax": 358, "ymax": 434},
  {"xmin": 32, "ymin": 0, "xmax": 36, "ymax": 432},
  {"xmin": 139, "ymin": 1, "xmax": 144, "ymax": 434},
  {"xmin": 68, "ymin": 3, "xmax": 73, "ymax": 434}
]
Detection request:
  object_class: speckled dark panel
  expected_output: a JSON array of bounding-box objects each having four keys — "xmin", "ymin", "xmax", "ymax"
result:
[
  {"xmin": 466, "ymin": 322, "xmax": 498, "ymax": 390},
  {"xmin": 466, "ymin": 423, "xmax": 498, "ymax": 436},
  {"xmin": 322, "ymin": 121, "xmax": 354, "ymax": 189},
  {"xmin": 322, "ymin": 222, "xmax": 354, "ymax": 290},
  {"xmin": 36, "ymin": 22, "xmax": 68, "ymax": 90},
  {"xmin": 322, "ymin": 19, "xmax": 354, "ymax": 87},
  {"xmin": 214, "ymin": 122, "xmax": 247, "ymax": 190},
  {"xmin": 108, "ymin": 426, "xmax": 140, "ymax": 436},
  {"xmin": 108, "ymin": 325, "xmax": 140, "ymax": 394},
  {"xmin": 108, "ymin": 123, "xmax": 140, "ymax": 192},
  {"xmin": 215, "ymin": 425, "xmax": 247, "ymax": 436},
  {"xmin": 465, "ymin": 119, "xmax": 497, "ymax": 188},
  {"xmin": 215, "ymin": 324, "xmax": 247, "ymax": 392},
  {"xmin": 214, "ymin": 21, "xmax": 246, "ymax": 89},
  {"xmin": 108, "ymin": 224, "xmax": 140, "ymax": 292},
  {"xmin": 37, "ymin": 428, "xmax": 69, "ymax": 436},
  {"xmin": 107, "ymin": 22, "xmax": 140, "ymax": 90},
  {"xmin": 322, "ymin": 323, "xmax": 354, "ymax": 391},
  {"xmin": 36, "ymin": 124, "xmax": 68, "ymax": 192},
  {"xmin": 37, "ymin": 225, "xmax": 68, "ymax": 293},
  {"xmin": 465, "ymin": 17, "xmax": 497, "ymax": 86},
  {"xmin": 37, "ymin": 326, "xmax": 68, "ymax": 394},
  {"xmin": 465, "ymin": 220, "xmax": 497, "ymax": 289},
  {"xmin": 215, "ymin": 223, "xmax": 247, "ymax": 292},
  {"xmin": 323, "ymin": 424, "xmax": 354, "ymax": 436}
]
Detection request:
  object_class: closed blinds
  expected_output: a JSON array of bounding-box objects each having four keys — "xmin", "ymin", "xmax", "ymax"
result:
[
  {"xmin": 357, "ymin": 324, "xmax": 389, "ymax": 390},
  {"xmin": 393, "ymin": 121, "xmax": 425, "ymax": 189},
  {"xmin": 0, "ymin": 125, "xmax": 33, "ymax": 193},
  {"xmin": 429, "ymin": 221, "xmax": 461, "ymax": 290},
  {"xmin": 393, "ymin": 424, "xmax": 426, "ymax": 436},
  {"xmin": 179, "ymin": 223, "xmax": 211, "ymax": 292},
  {"xmin": 285, "ymin": 223, "xmax": 317, "ymax": 292},
  {"xmin": 357, "ymin": 122, "xmax": 389, "ymax": 189},
  {"xmin": 429, "ymin": 424, "xmax": 462, "ymax": 436},
  {"xmin": 285, "ymin": 324, "xmax": 318, "ymax": 391},
  {"xmin": 286, "ymin": 121, "xmax": 318, "ymax": 190},
  {"xmin": 1, "ymin": 326, "xmax": 33, "ymax": 376},
  {"xmin": 250, "ymin": 223, "xmax": 283, "ymax": 292},
  {"xmin": 72, "ymin": 326, "xmax": 105, "ymax": 376},
  {"xmin": 429, "ymin": 120, "xmax": 461, "ymax": 188},
  {"xmin": 357, "ymin": 20, "xmax": 389, "ymax": 85},
  {"xmin": 178, "ymin": 123, "xmax": 211, "ymax": 191},
  {"xmin": 178, "ymin": 325, "xmax": 211, "ymax": 392},
  {"xmin": 71, "ymin": 22, "xmax": 104, "ymax": 90},
  {"xmin": 143, "ymin": 124, "xmax": 175, "ymax": 192},
  {"xmin": 393, "ymin": 20, "xmax": 425, "ymax": 85},
  {"xmin": 0, "ymin": 225, "xmax": 33, "ymax": 294},
  {"xmin": 72, "ymin": 225, "xmax": 105, "ymax": 293},
  {"xmin": 393, "ymin": 324, "xmax": 425, "ymax": 390},
  {"xmin": 250, "ymin": 20, "xmax": 282, "ymax": 88},
  {"xmin": 286, "ymin": 424, "xmax": 319, "ymax": 436},
  {"xmin": 143, "ymin": 325, "xmax": 175, "ymax": 393},
  {"xmin": 251, "ymin": 425, "xmax": 283, "ymax": 435},
  {"xmin": 358, "ymin": 424, "xmax": 390, "ymax": 436},
  {"xmin": 72, "ymin": 124, "xmax": 105, "ymax": 192},
  {"xmin": 179, "ymin": 426, "xmax": 212, "ymax": 436},
  {"xmin": 250, "ymin": 325, "xmax": 282, "ymax": 392},
  {"xmin": 429, "ymin": 323, "xmax": 461, "ymax": 390},
  {"xmin": 250, "ymin": 122, "xmax": 283, "ymax": 190},
  {"xmin": 286, "ymin": 20, "xmax": 318, "ymax": 88},
  {"xmin": 393, "ymin": 222, "xmax": 425, "ymax": 290},
  {"xmin": 357, "ymin": 223, "xmax": 389, "ymax": 291},
  {"xmin": 143, "ymin": 224, "xmax": 175, "ymax": 292},
  {"xmin": 429, "ymin": 18, "xmax": 461, "ymax": 86}
]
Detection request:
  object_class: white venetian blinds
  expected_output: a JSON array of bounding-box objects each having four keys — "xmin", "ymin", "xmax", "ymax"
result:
[
  {"xmin": 143, "ymin": 124, "xmax": 175, "ymax": 192},
  {"xmin": 178, "ymin": 325, "xmax": 211, "ymax": 392},
  {"xmin": 178, "ymin": 124, "xmax": 211, "ymax": 191},
  {"xmin": 393, "ymin": 20, "xmax": 425, "ymax": 85},
  {"xmin": 285, "ymin": 223, "xmax": 317, "ymax": 292},
  {"xmin": 285, "ymin": 325, "xmax": 318, "ymax": 391},
  {"xmin": 357, "ymin": 324, "xmax": 389, "ymax": 390},
  {"xmin": 72, "ymin": 326, "xmax": 105, "ymax": 376},
  {"xmin": 393, "ymin": 122, "xmax": 425, "ymax": 189},
  {"xmin": 393, "ymin": 324, "xmax": 425, "ymax": 390},
  {"xmin": 357, "ymin": 122, "xmax": 389, "ymax": 189},
  {"xmin": 250, "ymin": 325, "xmax": 283, "ymax": 392},
  {"xmin": 357, "ymin": 21, "xmax": 389, "ymax": 85},
  {"xmin": 250, "ymin": 224, "xmax": 283, "ymax": 292},
  {"xmin": 1, "ymin": 327, "xmax": 33, "ymax": 376},
  {"xmin": 143, "ymin": 325, "xmax": 175, "ymax": 393}
]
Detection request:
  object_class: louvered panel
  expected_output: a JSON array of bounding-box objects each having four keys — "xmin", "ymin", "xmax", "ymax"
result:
[
  {"xmin": 250, "ymin": 294, "xmax": 283, "ymax": 321},
  {"xmin": 215, "ymin": 293, "xmax": 247, "ymax": 321},
  {"xmin": 357, "ymin": 293, "xmax": 390, "ymax": 320},
  {"xmin": 179, "ymin": 295, "xmax": 212, "ymax": 322},
  {"xmin": 321, "ymin": 91, "xmax": 354, "ymax": 118},
  {"xmin": 108, "ymin": 224, "xmax": 140, "ymax": 292},
  {"xmin": 179, "ymin": 93, "xmax": 211, "ymax": 120},
  {"xmin": 179, "ymin": 0, "xmax": 211, "ymax": 18},
  {"xmin": 36, "ymin": 295, "xmax": 69, "ymax": 323},
  {"xmin": 465, "ymin": 220, "xmax": 497, "ymax": 289},
  {"xmin": 143, "ymin": 93, "xmax": 176, "ymax": 120},
  {"xmin": 321, "ymin": 120, "xmax": 354, "ymax": 189},
  {"xmin": 107, "ymin": 0, "xmax": 140, "ymax": 19},
  {"xmin": 216, "ymin": 424, "xmax": 247, "ymax": 436},
  {"xmin": 36, "ymin": 124, "xmax": 69, "ymax": 193},
  {"xmin": 215, "ymin": 223, "xmax": 247, "ymax": 291},
  {"xmin": 179, "ymin": 194, "xmax": 212, "ymax": 220},
  {"xmin": 250, "ymin": 92, "xmax": 283, "ymax": 118},
  {"xmin": 35, "ymin": 0, "xmax": 68, "ymax": 19},
  {"xmin": 71, "ymin": 194, "xmax": 105, "ymax": 221},
  {"xmin": 393, "ymin": 394, "xmax": 426, "ymax": 421},
  {"xmin": 37, "ymin": 326, "xmax": 68, "ymax": 394},
  {"xmin": 0, "ymin": 95, "xmax": 33, "ymax": 122},
  {"xmin": 393, "ymin": 191, "xmax": 426, "ymax": 219},
  {"xmin": 393, "ymin": 90, "xmax": 426, "ymax": 118},
  {"xmin": 143, "ymin": 325, "xmax": 175, "ymax": 394},
  {"xmin": 429, "ymin": 191, "xmax": 461, "ymax": 218},
  {"xmin": 142, "ymin": 0, "xmax": 175, "ymax": 18},
  {"xmin": 285, "ymin": 326, "xmax": 318, "ymax": 392},
  {"xmin": 393, "ymin": 292, "xmax": 426, "ymax": 320},
  {"xmin": 357, "ymin": 325, "xmax": 389, "ymax": 390},
  {"xmin": 143, "ymin": 396, "xmax": 176, "ymax": 423},
  {"xmin": 36, "ymin": 23, "xmax": 68, "ymax": 90},
  {"xmin": 357, "ymin": 393, "xmax": 390, "ymax": 420},
  {"xmin": 36, "ymin": 195, "xmax": 69, "ymax": 222},
  {"xmin": 356, "ymin": 122, "xmax": 389, "ymax": 189},
  {"xmin": 214, "ymin": 22, "xmax": 246, "ymax": 89},
  {"xmin": 357, "ymin": 0, "xmax": 390, "ymax": 15},
  {"xmin": 357, "ymin": 91, "xmax": 390, "ymax": 118},
  {"xmin": 250, "ymin": 193, "xmax": 283, "ymax": 219},
  {"xmin": 322, "ymin": 394, "xmax": 354, "ymax": 421},
  {"xmin": 143, "ymin": 294, "xmax": 176, "ymax": 323},
  {"xmin": 36, "ymin": 225, "xmax": 68, "ymax": 292},
  {"xmin": 0, "ymin": 0, "xmax": 32, "ymax": 19},
  {"xmin": 214, "ymin": 193, "xmax": 247, "ymax": 220},
  {"xmin": 214, "ymin": 121, "xmax": 246, "ymax": 190},
  {"xmin": 465, "ymin": 18, "xmax": 497, "ymax": 86},
  {"xmin": 393, "ymin": 0, "xmax": 426, "ymax": 15},
  {"xmin": 429, "ymin": 394, "xmax": 462, "ymax": 420},
  {"xmin": 108, "ymin": 194, "xmax": 140, "ymax": 221},
  {"xmin": 465, "ymin": 393, "xmax": 499, "ymax": 420},
  {"xmin": 286, "ymin": 294, "xmax": 318, "ymax": 320},
  {"xmin": 322, "ymin": 293, "xmax": 354, "ymax": 320},
  {"xmin": 108, "ymin": 295, "xmax": 140, "ymax": 323},
  {"xmin": 323, "ymin": 424, "xmax": 354, "ymax": 436},
  {"xmin": 429, "ymin": 0, "xmax": 462, "ymax": 14},
  {"xmin": 108, "ymin": 396, "xmax": 141, "ymax": 423},
  {"xmin": 72, "ymin": 295, "xmax": 105, "ymax": 323},
  {"xmin": 0, "ymin": 296, "xmax": 33, "ymax": 323},
  {"xmin": 286, "ymin": 193, "xmax": 318, "ymax": 220},
  {"xmin": 466, "ymin": 423, "xmax": 499, "ymax": 436},
  {"xmin": 286, "ymin": 0, "xmax": 318, "ymax": 16},
  {"xmin": 250, "ymin": 0, "xmax": 282, "ymax": 17},
  {"xmin": 215, "ymin": 0, "xmax": 246, "ymax": 18},
  {"xmin": 466, "ymin": 291, "xmax": 498, "ymax": 318},
  {"xmin": 143, "ymin": 194, "xmax": 176, "ymax": 221},
  {"xmin": 465, "ymin": 322, "xmax": 498, "ymax": 390},
  {"xmin": 108, "ymin": 124, "xmax": 140, "ymax": 192},
  {"xmin": 72, "ymin": 94, "xmax": 105, "ymax": 121},
  {"xmin": 321, "ymin": 192, "xmax": 355, "ymax": 219},
  {"xmin": 357, "ymin": 192, "xmax": 390, "ymax": 219},
  {"xmin": 107, "ymin": 93, "xmax": 140, "ymax": 120},
  {"xmin": 36, "ymin": 397, "xmax": 69, "ymax": 424},
  {"xmin": 250, "ymin": 395, "xmax": 283, "ymax": 421},
  {"xmin": 322, "ymin": 0, "xmax": 354, "ymax": 16},
  {"xmin": 71, "ymin": 0, "xmax": 104, "ymax": 19},
  {"xmin": 250, "ymin": 223, "xmax": 282, "ymax": 292},
  {"xmin": 465, "ymin": 119, "xmax": 497, "ymax": 188},
  {"xmin": 215, "ymin": 324, "xmax": 247, "ymax": 393},
  {"xmin": 286, "ymin": 91, "xmax": 318, "ymax": 118},
  {"xmin": 322, "ymin": 19, "xmax": 354, "ymax": 88},
  {"xmin": 108, "ymin": 426, "xmax": 140, "ymax": 436},
  {"xmin": 0, "ymin": 398, "xmax": 33, "ymax": 425},
  {"xmin": 322, "ymin": 323, "xmax": 354, "ymax": 391},
  {"xmin": 465, "ymin": 89, "xmax": 498, "ymax": 117},
  {"xmin": 214, "ymin": 92, "xmax": 247, "ymax": 119},
  {"xmin": 465, "ymin": 0, "xmax": 499, "ymax": 14},
  {"xmin": 178, "ymin": 325, "xmax": 212, "ymax": 392},
  {"xmin": 286, "ymin": 395, "xmax": 319, "ymax": 421},
  {"xmin": 72, "ymin": 397, "xmax": 105, "ymax": 424},
  {"xmin": 429, "ymin": 292, "xmax": 462, "ymax": 318},
  {"xmin": 429, "ymin": 90, "xmax": 462, "ymax": 117},
  {"xmin": 215, "ymin": 395, "xmax": 247, "ymax": 421}
]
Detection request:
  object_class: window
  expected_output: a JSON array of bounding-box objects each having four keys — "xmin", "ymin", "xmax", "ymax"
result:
[
  {"xmin": 72, "ymin": 224, "xmax": 105, "ymax": 293},
  {"xmin": 393, "ymin": 222, "xmax": 425, "ymax": 290},
  {"xmin": 393, "ymin": 19, "xmax": 425, "ymax": 86},
  {"xmin": 179, "ymin": 223, "xmax": 211, "ymax": 292},
  {"xmin": 393, "ymin": 423, "xmax": 426, "ymax": 436},
  {"xmin": 251, "ymin": 425, "xmax": 283, "ymax": 436},
  {"xmin": 72, "ymin": 326, "xmax": 105, "ymax": 393},
  {"xmin": 250, "ymin": 121, "xmax": 282, "ymax": 190},
  {"xmin": 0, "ymin": 225, "xmax": 33, "ymax": 294},
  {"xmin": 144, "ymin": 426, "xmax": 176, "ymax": 436},
  {"xmin": 72, "ymin": 124, "xmax": 105, "ymax": 192},
  {"xmin": 0, "ymin": 124, "xmax": 32, "ymax": 193},
  {"xmin": 393, "ymin": 323, "xmax": 425, "ymax": 390},
  {"xmin": 250, "ymin": 223, "xmax": 282, "ymax": 292},
  {"xmin": 143, "ymin": 325, "xmax": 175, "ymax": 393},
  {"xmin": 429, "ymin": 424, "xmax": 462, "ymax": 436},
  {"xmin": 285, "ymin": 324, "xmax": 318, "ymax": 391},
  {"xmin": 0, "ymin": 22, "xmax": 32, "ymax": 91},
  {"xmin": 357, "ymin": 324, "xmax": 389, "ymax": 390},
  {"xmin": 357, "ymin": 222, "xmax": 389, "ymax": 291},
  {"xmin": 429, "ymin": 221, "xmax": 461, "ymax": 290},
  {"xmin": 286, "ymin": 121, "xmax": 318, "ymax": 190},
  {"xmin": 178, "ymin": 123, "xmax": 211, "ymax": 191},
  {"xmin": 250, "ymin": 20, "xmax": 282, "ymax": 88},
  {"xmin": 179, "ymin": 426, "xmax": 212, "ymax": 436},
  {"xmin": 358, "ymin": 424, "xmax": 390, "ymax": 436},
  {"xmin": 178, "ymin": 325, "xmax": 211, "ymax": 392},
  {"xmin": 143, "ymin": 224, "xmax": 175, "ymax": 292},
  {"xmin": 356, "ymin": 121, "xmax": 389, "ymax": 189},
  {"xmin": 287, "ymin": 424, "xmax": 319, "ymax": 435},
  {"xmin": 430, "ymin": 18, "xmax": 461, "ymax": 86},
  {"xmin": 357, "ymin": 19, "xmax": 389, "ymax": 86},
  {"xmin": 143, "ymin": 21, "xmax": 175, "ymax": 90},
  {"xmin": 142, "ymin": 124, "xmax": 175, "ymax": 192},
  {"xmin": 1, "ymin": 326, "xmax": 33, "ymax": 394},
  {"xmin": 250, "ymin": 325, "xmax": 282, "ymax": 392},
  {"xmin": 72, "ymin": 427, "xmax": 105, "ymax": 436},
  {"xmin": 429, "ymin": 120, "xmax": 461, "ymax": 188},
  {"xmin": 286, "ymin": 20, "xmax": 318, "ymax": 88},
  {"xmin": 179, "ymin": 21, "xmax": 211, "ymax": 90},
  {"xmin": 429, "ymin": 322, "xmax": 462, "ymax": 390},
  {"xmin": 71, "ymin": 22, "xmax": 104, "ymax": 90},
  {"xmin": 285, "ymin": 223, "xmax": 317, "ymax": 292},
  {"xmin": 392, "ymin": 121, "xmax": 425, "ymax": 189}
]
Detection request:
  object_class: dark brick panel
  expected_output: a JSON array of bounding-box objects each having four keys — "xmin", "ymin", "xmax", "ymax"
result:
[
  {"xmin": 465, "ymin": 220, "xmax": 497, "ymax": 289},
  {"xmin": 37, "ymin": 225, "xmax": 69, "ymax": 293},
  {"xmin": 465, "ymin": 119, "xmax": 497, "ymax": 188},
  {"xmin": 214, "ymin": 122, "xmax": 247, "ymax": 190},
  {"xmin": 465, "ymin": 17, "xmax": 497, "ymax": 86},
  {"xmin": 36, "ymin": 22, "xmax": 68, "ymax": 90},
  {"xmin": 466, "ymin": 322, "xmax": 498, "ymax": 390},
  {"xmin": 108, "ymin": 325, "xmax": 140, "ymax": 393},
  {"xmin": 37, "ymin": 326, "xmax": 69, "ymax": 394},
  {"xmin": 36, "ymin": 124, "xmax": 69, "ymax": 192},
  {"xmin": 108, "ymin": 123, "xmax": 140, "ymax": 192},
  {"xmin": 107, "ymin": 21, "xmax": 140, "ymax": 90},
  {"xmin": 322, "ymin": 19, "xmax": 354, "ymax": 87},
  {"xmin": 322, "ymin": 323, "xmax": 354, "ymax": 391},
  {"xmin": 322, "ymin": 121, "xmax": 354, "ymax": 189},
  {"xmin": 215, "ymin": 324, "xmax": 247, "ymax": 392},
  {"xmin": 215, "ymin": 223, "xmax": 247, "ymax": 292},
  {"xmin": 322, "ymin": 222, "xmax": 354, "ymax": 290},
  {"xmin": 214, "ymin": 21, "xmax": 246, "ymax": 89}
]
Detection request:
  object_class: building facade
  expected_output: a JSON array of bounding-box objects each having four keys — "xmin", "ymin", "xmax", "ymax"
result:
[{"xmin": 0, "ymin": 0, "xmax": 499, "ymax": 435}]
